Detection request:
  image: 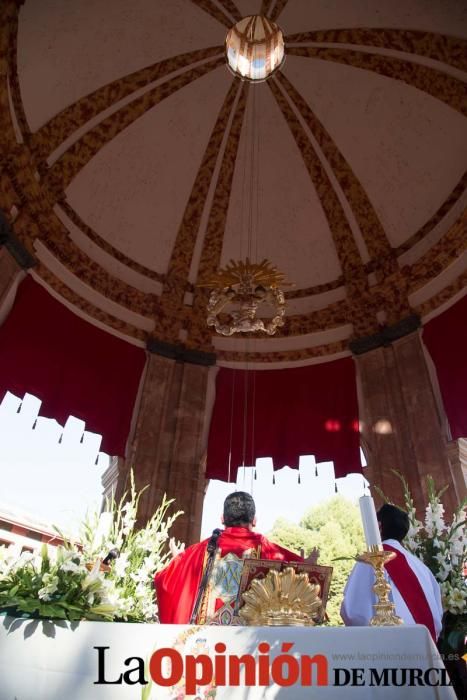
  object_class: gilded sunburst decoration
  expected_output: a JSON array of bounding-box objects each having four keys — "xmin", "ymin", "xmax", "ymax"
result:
[
  {"xmin": 200, "ymin": 258, "xmax": 290, "ymax": 336},
  {"xmin": 239, "ymin": 567, "xmax": 323, "ymax": 626}
]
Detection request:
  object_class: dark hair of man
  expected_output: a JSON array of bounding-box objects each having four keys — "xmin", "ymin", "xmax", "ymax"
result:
[
  {"xmin": 223, "ymin": 491, "xmax": 256, "ymax": 527},
  {"xmin": 377, "ymin": 503, "xmax": 410, "ymax": 542}
]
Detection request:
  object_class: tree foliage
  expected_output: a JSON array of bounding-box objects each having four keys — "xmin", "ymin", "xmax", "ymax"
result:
[{"xmin": 268, "ymin": 496, "xmax": 365, "ymax": 626}]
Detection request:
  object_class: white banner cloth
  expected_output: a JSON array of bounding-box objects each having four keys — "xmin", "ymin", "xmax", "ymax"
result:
[{"xmin": 0, "ymin": 616, "xmax": 456, "ymax": 699}]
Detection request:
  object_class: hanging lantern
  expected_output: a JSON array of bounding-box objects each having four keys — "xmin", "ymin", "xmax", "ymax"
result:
[
  {"xmin": 201, "ymin": 258, "xmax": 289, "ymax": 336},
  {"xmin": 225, "ymin": 15, "xmax": 285, "ymax": 82}
]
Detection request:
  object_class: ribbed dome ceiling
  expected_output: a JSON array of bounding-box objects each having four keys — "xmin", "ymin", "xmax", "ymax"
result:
[{"xmin": 2, "ymin": 0, "xmax": 466, "ymax": 367}]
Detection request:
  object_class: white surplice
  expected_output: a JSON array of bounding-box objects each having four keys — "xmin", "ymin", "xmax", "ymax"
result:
[{"xmin": 340, "ymin": 539, "xmax": 443, "ymax": 639}]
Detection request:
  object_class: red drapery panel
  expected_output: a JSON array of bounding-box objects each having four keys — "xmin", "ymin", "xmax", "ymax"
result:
[
  {"xmin": 422, "ymin": 293, "xmax": 467, "ymax": 440},
  {"xmin": 0, "ymin": 276, "xmax": 146, "ymax": 455},
  {"xmin": 207, "ymin": 357, "xmax": 361, "ymax": 480}
]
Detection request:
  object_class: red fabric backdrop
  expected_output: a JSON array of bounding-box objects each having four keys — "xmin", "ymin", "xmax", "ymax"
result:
[
  {"xmin": 0, "ymin": 276, "xmax": 146, "ymax": 455},
  {"xmin": 423, "ymin": 293, "xmax": 467, "ymax": 440},
  {"xmin": 206, "ymin": 357, "xmax": 361, "ymax": 480}
]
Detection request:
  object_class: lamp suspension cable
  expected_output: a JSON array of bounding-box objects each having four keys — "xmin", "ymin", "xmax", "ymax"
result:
[
  {"xmin": 247, "ymin": 86, "xmax": 255, "ymax": 262},
  {"xmin": 242, "ymin": 90, "xmax": 252, "ymax": 471},
  {"xmin": 250, "ymin": 86, "xmax": 259, "ymax": 486},
  {"xmin": 239, "ymin": 84, "xmax": 249, "ymax": 263},
  {"xmin": 255, "ymin": 87, "xmax": 260, "ymax": 264},
  {"xmin": 242, "ymin": 353, "xmax": 249, "ymax": 469},
  {"xmin": 245, "ymin": 87, "xmax": 260, "ymax": 491},
  {"xmin": 227, "ymin": 369, "xmax": 236, "ymax": 484},
  {"xmin": 250, "ymin": 365, "xmax": 257, "ymax": 493},
  {"xmin": 203, "ymin": 18, "xmax": 288, "ymax": 338}
]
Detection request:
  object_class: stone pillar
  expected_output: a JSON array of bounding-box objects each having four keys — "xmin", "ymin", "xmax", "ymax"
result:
[
  {"xmin": 0, "ymin": 245, "xmax": 20, "ymax": 309},
  {"xmin": 100, "ymin": 456, "xmax": 120, "ymax": 507},
  {"xmin": 117, "ymin": 347, "xmax": 216, "ymax": 545},
  {"xmin": 446, "ymin": 438, "xmax": 467, "ymax": 505},
  {"xmin": 0, "ymin": 210, "xmax": 35, "ymax": 317},
  {"xmin": 356, "ymin": 331, "xmax": 462, "ymax": 519}
]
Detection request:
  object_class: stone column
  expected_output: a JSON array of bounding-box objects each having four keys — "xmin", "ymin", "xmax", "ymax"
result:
[
  {"xmin": 0, "ymin": 210, "xmax": 35, "ymax": 316},
  {"xmin": 117, "ymin": 345, "xmax": 216, "ymax": 545},
  {"xmin": 355, "ymin": 330, "xmax": 462, "ymax": 519},
  {"xmin": 100, "ymin": 456, "xmax": 120, "ymax": 507},
  {"xmin": 0, "ymin": 245, "xmax": 20, "ymax": 309},
  {"xmin": 446, "ymin": 438, "xmax": 467, "ymax": 505}
]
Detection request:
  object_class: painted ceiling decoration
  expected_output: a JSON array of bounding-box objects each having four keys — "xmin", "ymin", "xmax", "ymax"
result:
[{"xmin": 0, "ymin": 0, "xmax": 465, "ymax": 368}]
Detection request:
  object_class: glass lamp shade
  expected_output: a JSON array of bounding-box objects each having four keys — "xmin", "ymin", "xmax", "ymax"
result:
[{"xmin": 225, "ymin": 15, "xmax": 285, "ymax": 82}]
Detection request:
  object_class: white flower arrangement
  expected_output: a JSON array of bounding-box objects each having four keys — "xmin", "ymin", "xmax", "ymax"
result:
[
  {"xmin": 0, "ymin": 473, "xmax": 182, "ymax": 623},
  {"xmin": 376, "ymin": 471, "xmax": 466, "ymax": 617}
]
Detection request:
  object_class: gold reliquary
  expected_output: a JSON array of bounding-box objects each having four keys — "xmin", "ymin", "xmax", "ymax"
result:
[{"xmin": 236, "ymin": 559, "xmax": 333, "ymax": 627}]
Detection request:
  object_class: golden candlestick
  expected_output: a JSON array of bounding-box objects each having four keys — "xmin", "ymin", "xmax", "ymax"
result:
[{"xmin": 357, "ymin": 545, "xmax": 403, "ymax": 627}]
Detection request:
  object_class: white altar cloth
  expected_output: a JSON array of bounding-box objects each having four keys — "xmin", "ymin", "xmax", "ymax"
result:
[{"xmin": 0, "ymin": 616, "xmax": 456, "ymax": 699}]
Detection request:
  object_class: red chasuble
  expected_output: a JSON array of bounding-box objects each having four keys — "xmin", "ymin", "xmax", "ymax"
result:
[{"xmin": 154, "ymin": 527, "xmax": 302, "ymax": 624}]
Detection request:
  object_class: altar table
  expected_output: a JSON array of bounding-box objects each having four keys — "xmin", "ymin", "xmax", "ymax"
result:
[{"xmin": 0, "ymin": 616, "xmax": 457, "ymax": 699}]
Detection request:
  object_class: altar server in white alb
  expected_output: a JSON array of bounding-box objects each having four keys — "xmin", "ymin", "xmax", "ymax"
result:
[{"xmin": 340, "ymin": 503, "xmax": 443, "ymax": 641}]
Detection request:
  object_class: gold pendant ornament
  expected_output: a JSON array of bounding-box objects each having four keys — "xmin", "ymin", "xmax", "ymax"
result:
[{"xmin": 201, "ymin": 258, "xmax": 289, "ymax": 336}]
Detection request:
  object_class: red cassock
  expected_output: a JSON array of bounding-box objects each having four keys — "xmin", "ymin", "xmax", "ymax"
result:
[{"xmin": 154, "ymin": 526, "xmax": 303, "ymax": 624}]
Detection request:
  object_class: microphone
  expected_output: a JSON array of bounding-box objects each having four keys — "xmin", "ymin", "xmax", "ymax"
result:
[
  {"xmin": 102, "ymin": 548, "xmax": 120, "ymax": 565},
  {"xmin": 207, "ymin": 529, "xmax": 222, "ymax": 554}
]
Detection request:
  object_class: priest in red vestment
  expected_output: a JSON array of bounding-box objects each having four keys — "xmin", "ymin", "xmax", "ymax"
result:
[{"xmin": 154, "ymin": 491, "xmax": 317, "ymax": 624}]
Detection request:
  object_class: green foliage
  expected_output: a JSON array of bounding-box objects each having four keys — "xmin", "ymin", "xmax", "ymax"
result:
[
  {"xmin": 268, "ymin": 496, "xmax": 365, "ymax": 626},
  {"xmin": 0, "ymin": 543, "xmax": 111, "ymax": 622},
  {"xmin": 267, "ymin": 518, "xmax": 315, "ymax": 554},
  {"xmin": 0, "ymin": 472, "xmax": 182, "ymax": 623}
]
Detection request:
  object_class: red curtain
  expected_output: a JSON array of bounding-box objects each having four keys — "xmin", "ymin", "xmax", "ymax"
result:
[
  {"xmin": 423, "ymin": 293, "xmax": 467, "ymax": 440},
  {"xmin": 207, "ymin": 357, "xmax": 361, "ymax": 480},
  {"xmin": 0, "ymin": 276, "xmax": 146, "ymax": 455}
]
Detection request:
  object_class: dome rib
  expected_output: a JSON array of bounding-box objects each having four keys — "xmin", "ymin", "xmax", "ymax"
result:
[
  {"xmin": 260, "ymin": 1, "xmax": 274, "ymax": 17},
  {"xmin": 44, "ymin": 58, "xmax": 225, "ymax": 196},
  {"xmin": 269, "ymin": 78, "xmax": 363, "ymax": 272},
  {"xmin": 31, "ymin": 47, "xmax": 224, "ymax": 159},
  {"xmin": 188, "ymin": 83, "xmax": 249, "ymax": 350},
  {"xmin": 285, "ymin": 29, "xmax": 467, "ymax": 73},
  {"xmin": 287, "ymin": 46, "xmax": 467, "ymax": 117},
  {"xmin": 396, "ymin": 172, "xmax": 467, "ymax": 255},
  {"xmin": 276, "ymin": 71, "xmax": 393, "ymax": 264},
  {"xmin": 58, "ymin": 202, "xmax": 166, "ymax": 284},
  {"xmin": 415, "ymin": 269, "xmax": 467, "ymax": 318},
  {"xmin": 188, "ymin": 0, "xmax": 234, "ymax": 28},
  {"xmin": 275, "ymin": 69, "xmax": 412, "ymax": 324},
  {"xmin": 270, "ymin": 0, "xmax": 290, "ymax": 23},
  {"xmin": 407, "ymin": 209, "xmax": 467, "ymax": 293},
  {"xmin": 217, "ymin": 0, "xmax": 242, "ymax": 24},
  {"xmin": 5, "ymin": 7, "xmax": 29, "ymax": 143},
  {"xmin": 268, "ymin": 76, "xmax": 381, "ymax": 337},
  {"xmin": 157, "ymin": 79, "xmax": 241, "ymax": 343}
]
